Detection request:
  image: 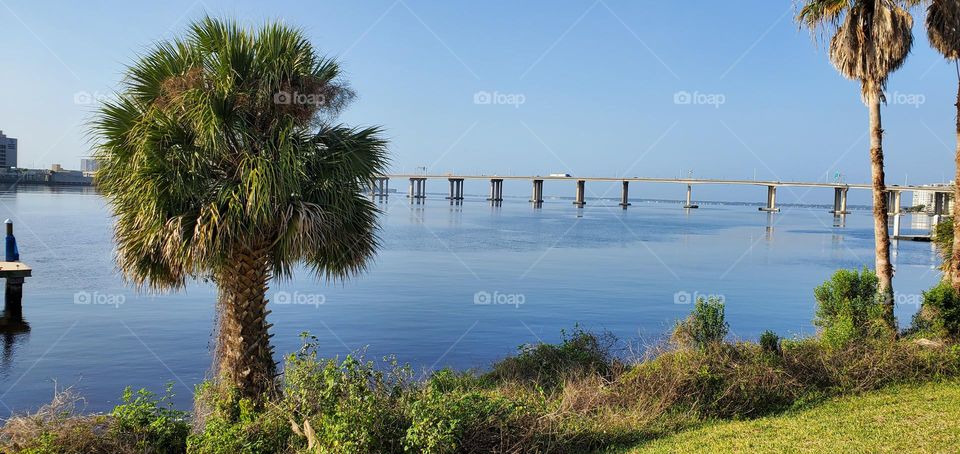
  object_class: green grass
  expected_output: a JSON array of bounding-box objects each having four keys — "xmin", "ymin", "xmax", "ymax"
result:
[{"xmin": 625, "ymin": 380, "xmax": 960, "ymax": 453}]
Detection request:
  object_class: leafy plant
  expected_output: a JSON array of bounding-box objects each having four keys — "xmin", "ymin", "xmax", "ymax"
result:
[
  {"xmin": 110, "ymin": 384, "xmax": 189, "ymax": 452},
  {"xmin": 673, "ymin": 297, "xmax": 729, "ymax": 350},
  {"xmin": 910, "ymin": 281, "xmax": 960, "ymax": 340},
  {"xmin": 813, "ymin": 268, "xmax": 891, "ymax": 348},
  {"xmin": 759, "ymin": 330, "xmax": 782, "ymax": 356}
]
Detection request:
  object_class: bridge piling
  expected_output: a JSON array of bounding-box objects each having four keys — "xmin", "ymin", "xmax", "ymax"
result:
[
  {"xmin": 683, "ymin": 185, "xmax": 698, "ymax": 209},
  {"xmin": 488, "ymin": 179, "xmax": 503, "ymax": 203},
  {"xmin": 574, "ymin": 180, "xmax": 586, "ymax": 206},
  {"xmin": 759, "ymin": 186, "xmax": 779, "ymax": 212},
  {"xmin": 530, "ymin": 179, "xmax": 544, "ymax": 207},
  {"xmin": 831, "ymin": 187, "xmax": 849, "ymax": 214},
  {"xmin": 447, "ymin": 178, "xmax": 464, "ymax": 201},
  {"xmin": 619, "ymin": 181, "xmax": 631, "ymax": 208}
]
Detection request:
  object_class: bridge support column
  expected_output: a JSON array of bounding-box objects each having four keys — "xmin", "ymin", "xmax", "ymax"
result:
[
  {"xmin": 934, "ymin": 192, "xmax": 947, "ymax": 216},
  {"xmin": 409, "ymin": 178, "xmax": 426, "ymax": 201},
  {"xmin": 488, "ymin": 179, "xmax": 503, "ymax": 202},
  {"xmin": 619, "ymin": 181, "xmax": 631, "ymax": 208},
  {"xmin": 887, "ymin": 191, "xmax": 902, "ymax": 215},
  {"xmin": 893, "ymin": 213, "xmax": 902, "ymax": 239},
  {"xmin": 683, "ymin": 185, "xmax": 698, "ymax": 209},
  {"xmin": 831, "ymin": 187, "xmax": 849, "ymax": 214},
  {"xmin": 447, "ymin": 178, "xmax": 464, "ymax": 201},
  {"xmin": 530, "ymin": 179, "xmax": 544, "ymax": 206},
  {"xmin": 759, "ymin": 185, "xmax": 779, "ymax": 212},
  {"xmin": 574, "ymin": 180, "xmax": 586, "ymax": 206}
]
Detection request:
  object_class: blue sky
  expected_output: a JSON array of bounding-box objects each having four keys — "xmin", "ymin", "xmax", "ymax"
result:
[{"xmin": 0, "ymin": 0, "xmax": 955, "ymax": 203}]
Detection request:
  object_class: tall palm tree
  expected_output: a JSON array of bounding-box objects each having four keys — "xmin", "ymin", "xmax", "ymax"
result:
[
  {"xmin": 92, "ymin": 17, "xmax": 388, "ymax": 400},
  {"xmin": 798, "ymin": 0, "xmax": 915, "ymax": 324},
  {"xmin": 920, "ymin": 0, "xmax": 960, "ymax": 289}
]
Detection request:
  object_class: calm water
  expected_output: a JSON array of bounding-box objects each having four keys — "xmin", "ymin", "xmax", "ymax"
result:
[{"xmin": 0, "ymin": 187, "xmax": 942, "ymax": 416}]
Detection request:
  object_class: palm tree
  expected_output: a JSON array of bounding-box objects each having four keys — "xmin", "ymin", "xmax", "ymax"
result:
[
  {"xmin": 920, "ymin": 0, "xmax": 960, "ymax": 289},
  {"xmin": 798, "ymin": 0, "xmax": 915, "ymax": 324},
  {"xmin": 92, "ymin": 17, "xmax": 388, "ymax": 400}
]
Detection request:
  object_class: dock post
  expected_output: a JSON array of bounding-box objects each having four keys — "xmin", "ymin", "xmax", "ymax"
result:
[
  {"xmin": 531, "ymin": 179, "xmax": 544, "ymax": 206},
  {"xmin": 759, "ymin": 185, "xmax": 780, "ymax": 212},
  {"xmin": 619, "ymin": 181, "xmax": 631, "ymax": 208},
  {"xmin": 3, "ymin": 220, "xmax": 23, "ymax": 320},
  {"xmin": 683, "ymin": 185, "xmax": 698, "ymax": 209},
  {"xmin": 574, "ymin": 180, "xmax": 586, "ymax": 206}
]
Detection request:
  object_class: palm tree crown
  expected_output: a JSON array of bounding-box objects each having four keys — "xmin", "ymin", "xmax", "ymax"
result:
[
  {"xmin": 799, "ymin": 0, "xmax": 914, "ymax": 97},
  {"xmin": 93, "ymin": 17, "xmax": 388, "ymax": 397}
]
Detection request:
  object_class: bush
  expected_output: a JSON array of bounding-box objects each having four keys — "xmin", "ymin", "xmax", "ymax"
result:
[
  {"xmin": 813, "ymin": 268, "xmax": 890, "ymax": 348},
  {"xmin": 933, "ymin": 216, "xmax": 953, "ymax": 273},
  {"xmin": 672, "ymin": 297, "xmax": 728, "ymax": 350},
  {"xmin": 484, "ymin": 326, "xmax": 617, "ymax": 390},
  {"xmin": 404, "ymin": 387, "xmax": 538, "ymax": 453},
  {"xmin": 910, "ymin": 281, "xmax": 960, "ymax": 340},
  {"xmin": 189, "ymin": 334, "xmax": 411, "ymax": 454},
  {"xmin": 110, "ymin": 384, "xmax": 189, "ymax": 452},
  {"xmin": 759, "ymin": 330, "xmax": 781, "ymax": 356}
]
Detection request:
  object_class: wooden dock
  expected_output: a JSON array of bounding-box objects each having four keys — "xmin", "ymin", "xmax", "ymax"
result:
[
  {"xmin": 0, "ymin": 262, "xmax": 31, "ymax": 278},
  {"xmin": 893, "ymin": 235, "xmax": 932, "ymax": 242}
]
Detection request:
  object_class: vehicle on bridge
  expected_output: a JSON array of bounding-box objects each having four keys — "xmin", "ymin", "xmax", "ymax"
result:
[{"xmin": 549, "ymin": 173, "xmax": 572, "ymax": 178}]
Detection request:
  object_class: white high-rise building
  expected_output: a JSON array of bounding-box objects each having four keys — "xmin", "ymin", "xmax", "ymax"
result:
[
  {"xmin": 81, "ymin": 158, "xmax": 99, "ymax": 175},
  {"xmin": 0, "ymin": 131, "xmax": 17, "ymax": 168}
]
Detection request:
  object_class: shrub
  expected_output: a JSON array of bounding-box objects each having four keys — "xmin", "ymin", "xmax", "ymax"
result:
[
  {"xmin": 484, "ymin": 326, "xmax": 617, "ymax": 390},
  {"xmin": 759, "ymin": 330, "xmax": 781, "ymax": 356},
  {"xmin": 0, "ymin": 387, "xmax": 190, "ymax": 454},
  {"xmin": 672, "ymin": 297, "xmax": 728, "ymax": 350},
  {"xmin": 813, "ymin": 268, "xmax": 890, "ymax": 348},
  {"xmin": 933, "ymin": 216, "xmax": 953, "ymax": 273},
  {"xmin": 910, "ymin": 281, "xmax": 960, "ymax": 340},
  {"xmin": 404, "ymin": 387, "xmax": 538, "ymax": 453},
  {"xmin": 110, "ymin": 384, "xmax": 189, "ymax": 452}
]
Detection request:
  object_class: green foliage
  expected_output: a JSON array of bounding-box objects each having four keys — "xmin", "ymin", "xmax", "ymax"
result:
[
  {"xmin": 673, "ymin": 297, "xmax": 729, "ymax": 350},
  {"xmin": 93, "ymin": 16, "xmax": 390, "ymax": 290},
  {"xmin": 933, "ymin": 216, "xmax": 954, "ymax": 273},
  {"xmin": 186, "ymin": 389, "xmax": 290, "ymax": 454},
  {"xmin": 110, "ymin": 384, "xmax": 189, "ymax": 452},
  {"xmin": 759, "ymin": 330, "xmax": 782, "ymax": 356},
  {"xmin": 404, "ymin": 387, "xmax": 535, "ymax": 453},
  {"xmin": 910, "ymin": 281, "xmax": 960, "ymax": 340},
  {"xmin": 483, "ymin": 326, "xmax": 616, "ymax": 390},
  {"xmin": 813, "ymin": 268, "xmax": 890, "ymax": 348}
]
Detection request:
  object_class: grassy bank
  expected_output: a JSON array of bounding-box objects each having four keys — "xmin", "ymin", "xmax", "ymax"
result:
[
  {"xmin": 625, "ymin": 380, "xmax": 960, "ymax": 453},
  {"xmin": 4, "ymin": 269, "xmax": 960, "ymax": 453}
]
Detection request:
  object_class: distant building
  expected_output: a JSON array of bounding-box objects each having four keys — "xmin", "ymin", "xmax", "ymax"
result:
[
  {"xmin": 81, "ymin": 158, "xmax": 99, "ymax": 176},
  {"xmin": 912, "ymin": 189, "xmax": 936, "ymax": 212},
  {"xmin": 0, "ymin": 131, "xmax": 18, "ymax": 168}
]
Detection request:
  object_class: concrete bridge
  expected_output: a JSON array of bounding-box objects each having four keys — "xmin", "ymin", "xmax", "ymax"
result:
[{"xmin": 369, "ymin": 174, "xmax": 953, "ymax": 218}]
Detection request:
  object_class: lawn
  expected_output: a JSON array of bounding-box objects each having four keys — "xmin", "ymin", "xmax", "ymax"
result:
[{"xmin": 625, "ymin": 380, "xmax": 960, "ymax": 453}]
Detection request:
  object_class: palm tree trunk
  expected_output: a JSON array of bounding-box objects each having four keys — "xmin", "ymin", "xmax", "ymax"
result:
[
  {"xmin": 868, "ymin": 91, "xmax": 895, "ymax": 325},
  {"xmin": 952, "ymin": 68, "xmax": 960, "ymax": 291},
  {"xmin": 214, "ymin": 245, "xmax": 276, "ymax": 400}
]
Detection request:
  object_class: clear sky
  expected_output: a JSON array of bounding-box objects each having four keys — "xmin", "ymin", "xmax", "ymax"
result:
[{"xmin": 0, "ymin": 1, "xmax": 955, "ymax": 203}]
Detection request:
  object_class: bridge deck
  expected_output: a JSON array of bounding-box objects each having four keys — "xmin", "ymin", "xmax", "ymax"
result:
[{"xmin": 384, "ymin": 175, "xmax": 952, "ymax": 193}]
